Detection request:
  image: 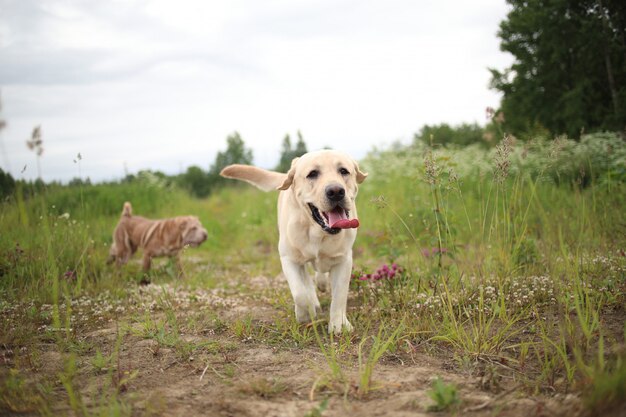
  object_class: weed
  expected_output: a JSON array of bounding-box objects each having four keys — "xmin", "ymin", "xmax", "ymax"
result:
[
  {"xmin": 237, "ymin": 377, "xmax": 287, "ymax": 398},
  {"xmin": 91, "ymin": 348, "xmax": 112, "ymax": 373},
  {"xmin": 584, "ymin": 353, "xmax": 626, "ymax": 415},
  {"xmin": 231, "ymin": 314, "xmax": 267, "ymax": 341},
  {"xmin": 0, "ymin": 368, "xmax": 50, "ymax": 414},
  {"xmin": 426, "ymin": 376, "xmax": 461, "ymax": 412},
  {"xmin": 303, "ymin": 398, "xmax": 329, "ymax": 417},
  {"xmin": 357, "ymin": 323, "xmax": 404, "ymax": 395}
]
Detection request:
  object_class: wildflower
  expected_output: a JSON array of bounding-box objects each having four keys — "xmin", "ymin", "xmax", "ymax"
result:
[
  {"xmin": 421, "ymin": 247, "xmax": 449, "ymax": 258},
  {"xmin": 353, "ymin": 263, "xmax": 404, "ymax": 282},
  {"xmin": 62, "ymin": 270, "xmax": 77, "ymax": 282},
  {"xmin": 485, "ymin": 107, "xmax": 495, "ymax": 121}
]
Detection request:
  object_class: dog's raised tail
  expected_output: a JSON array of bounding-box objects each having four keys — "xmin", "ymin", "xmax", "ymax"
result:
[
  {"xmin": 122, "ymin": 201, "xmax": 132, "ymax": 217},
  {"xmin": 220, "ymin": 165, "xmax": 287, "ymax": 192}
]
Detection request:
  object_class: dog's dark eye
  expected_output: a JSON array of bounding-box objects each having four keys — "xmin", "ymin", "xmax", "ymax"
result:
[
  {"xmin": 339, "ymin": 167, "xmax": 350, "ymax": 176},
  {"xmin": 306, "ymin": 170, "xmax": 319, "ymax": 179}
]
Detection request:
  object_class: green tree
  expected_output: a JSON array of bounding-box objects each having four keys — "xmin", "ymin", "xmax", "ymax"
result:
[
  {"xmin": 209, "ymin": 132, "xmax": 253, "ymax": 176},
  {"xmin": 294, "ymin": 130, "xmax": 307, "ymax": 155},
  {"xmin": 178, "ymin": 166, "xmax": 212, "ymax": 198},
  {"xmin": 490, "ymin": 0, "xmax": 626, "ymax": 138},
  {"xmin": 413, "ymin": 123, "xmax": 487, "ymax": 147},
  {"xmin": 275, "ymin": 130, "xmax": 308, "ymax": 172},
  {"xmin": 276, "ymin": 134, "xmax": 293, "ymax": 173},
  {"xmin": 68, "ymin": 177, "xmax": 91, "ymax": 187},
  {"xmin": 209, "ymin": 132, "xmax": 254, "ymax": 189},
  {"xmin": 0, "ymin": 168, "xmax": 15, "ymax": 200}
]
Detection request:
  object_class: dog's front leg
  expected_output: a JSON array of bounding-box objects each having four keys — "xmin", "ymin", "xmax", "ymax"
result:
[
  {"xmin": 142, "ymin": 254, "xmax": 152, "ymax": 272},
  {"xmin": 328, "ymin": 254, "xmax": 353, "ymax": 334},
  {"xmin": 314, "ymin": 270, "xmax": 330, "ymax": 293},
  {"xmin": 280, "ymin": 256, "xmax": 320, "ymax": 323}
]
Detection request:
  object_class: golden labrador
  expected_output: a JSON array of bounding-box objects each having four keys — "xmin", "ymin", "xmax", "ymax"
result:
[
  {"xmin": 221, "ymin": 150, "xmax": 367, "ymax": 333},
  {"xmin": 107, "ymin": 202, "xmax": 208, "ymax": 275}
]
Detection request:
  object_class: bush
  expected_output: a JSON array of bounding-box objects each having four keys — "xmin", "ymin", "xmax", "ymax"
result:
[
  {"xmin": 10, "ymin": 180, "xmax": 185, "ymax": 222},
  {"xmin": 177, "ymin": 166, "xmax": 213, "ymax": 198},
  {"xmin": 509, "ymin": 132, "xmax": 626, "ymax": 186},
  {"xmin": 377, "ymin": 132, "xmax": 626, "ymax": 188}
]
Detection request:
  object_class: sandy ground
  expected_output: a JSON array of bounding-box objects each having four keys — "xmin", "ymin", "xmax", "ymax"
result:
[{"xmin": 2, "ymin": 275, "xmax": 597, "ymax": 417}]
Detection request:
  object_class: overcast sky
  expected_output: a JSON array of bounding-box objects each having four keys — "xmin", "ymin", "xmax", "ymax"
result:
[{"xmin": 0, "ymin": 0, "xmax": 513, "ymax": 182}]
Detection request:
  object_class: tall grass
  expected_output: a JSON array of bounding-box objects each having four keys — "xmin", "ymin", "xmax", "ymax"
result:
[{"xmin": 354, "ymin": 133, "xmax": 625, "ymax": 398}]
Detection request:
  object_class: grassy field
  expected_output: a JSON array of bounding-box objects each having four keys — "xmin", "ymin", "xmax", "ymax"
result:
[{"xmin": 1, "ymin": 135, "xmax": 625, "ymax": 416}]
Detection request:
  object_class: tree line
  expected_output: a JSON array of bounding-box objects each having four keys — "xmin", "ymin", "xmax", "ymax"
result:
[
  {"xmin": 0, "ymin": 131, "xmax": 310, "ymax": 200},
  {"xmin": 174, "ymin": 131, "xmax": 308, "ymax": 198}
]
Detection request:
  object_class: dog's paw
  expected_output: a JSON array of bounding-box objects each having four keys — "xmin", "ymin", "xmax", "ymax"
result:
[
  {"xmin": 294, "ymin": 292, "xmax": 320, "ymax": 323},
  {"xmin": 295, "ymin": 304, "xmax": 318, "ymax": 323},
  {"xmin": 328, "ymin": 317, "xmax": 353, "ymax": 335}
]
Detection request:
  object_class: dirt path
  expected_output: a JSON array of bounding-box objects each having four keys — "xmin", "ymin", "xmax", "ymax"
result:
[{"xmin": 1, "ymin": 272, "xmax": 590, "ymax": 417}]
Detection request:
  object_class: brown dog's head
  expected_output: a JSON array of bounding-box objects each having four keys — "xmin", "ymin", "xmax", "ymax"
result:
[
  {"xmin": 107, "ymin": 226, "xmax": 134, "ymax": 265},
  {"xmin": 278, "ymin": 150, "xmax": 367, "ymax": 234},
  {"xmin": 177, "ymin": 216, "xmax": 208, "ymax": 247},
  {"xmin": 106, "ymin": 242, "xmax": 117, "ymax": 264}
]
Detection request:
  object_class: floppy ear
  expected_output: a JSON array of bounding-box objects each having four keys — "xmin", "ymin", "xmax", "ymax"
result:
[
  {"xmin": 277, "ymin": 157, "xmax": 299, "ymax": 190},
  {"xmin": 353, "ymin": 160, "xmax": 368, "ymax": 184},
  {"xmin": 112, "ymin": 225, "xmax": 132, "ymax": 264},
  {"xmin": 106, "ymin": 242, "xmax": 117, "ymax": 264},
  {"xmin": 178, "ymin": 218, "xmax": 189, "ymax": 231}
]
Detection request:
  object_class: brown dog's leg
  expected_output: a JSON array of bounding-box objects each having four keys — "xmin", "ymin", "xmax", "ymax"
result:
[
  {"xmin": 116, "ymin": 254, "xmax": 129, "ymax": 267},
  {"xmin": 142, "ymin": 254, "xmax": 152, "ymax": 272},
  {"xmin": 174, "ymin": 254, "xmax": 184, "ymax": 278},
  {"xmin": 139, "ymin": 254, "xmax": 152, "ymax": 285}
]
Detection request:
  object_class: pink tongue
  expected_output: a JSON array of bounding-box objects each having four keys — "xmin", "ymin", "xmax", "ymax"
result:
[{"xmin": 327, "ymin": 208, "xmax": 360, "ymax": 229}]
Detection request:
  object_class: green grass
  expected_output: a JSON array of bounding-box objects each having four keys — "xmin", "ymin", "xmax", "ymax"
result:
[
  {"xmin": 1, "ymin": 136, "xmax": 625, "ymax": 414},
  {"xmin": 426, "ymin": 377, "xmax": 461, "ymax": 412},
  {"xmin": 357, "ymin": 323, "xmax": 404, "ymax": 395}
]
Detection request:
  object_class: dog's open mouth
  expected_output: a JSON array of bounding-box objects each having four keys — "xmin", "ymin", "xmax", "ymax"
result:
[{"xmin": 308, "ymin": 203, "xmax": 360, "ymax": 234}]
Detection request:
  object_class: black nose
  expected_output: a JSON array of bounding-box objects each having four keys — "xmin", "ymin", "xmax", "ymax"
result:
[{"xmin": 325, "ymin": 185, "xmax": 345, "ymax": 202}]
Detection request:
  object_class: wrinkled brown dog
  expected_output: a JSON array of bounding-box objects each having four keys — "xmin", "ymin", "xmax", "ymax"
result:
[{"xmin": 107, "ymin": 202, "xmax": 208, "ymax": 275}]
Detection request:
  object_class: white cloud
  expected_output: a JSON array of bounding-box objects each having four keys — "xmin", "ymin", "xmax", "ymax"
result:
[{"xmin": 0, "ymin": 0, "xmax": 513, "ymax": 182}]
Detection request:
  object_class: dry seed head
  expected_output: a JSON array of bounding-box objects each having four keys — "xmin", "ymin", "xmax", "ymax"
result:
[
  {"xmin": 549, "ymin": 135, "xmax": 567, "ymax": 160},
  {"xmin": 371, "ymin": 195, "xmax": 388, "ymax": 209},
  {"xmin": 26, "ymin": 125, "xmax": 44, "ymax": 155},
  {"xmin": 493, "ymin": 135, "xmax": 513, "ymax": 183},
  {"xmin": 447, "ymin": 168, "xmax": 459, "ymax": 185},
  {"xmin": 424, "ymin": 150, "xmax": 441, "ymax": 185}
]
